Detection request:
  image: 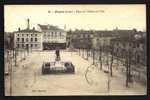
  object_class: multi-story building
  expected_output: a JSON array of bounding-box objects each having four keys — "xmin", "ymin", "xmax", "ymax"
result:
[
  {"xmin": 93, "ymin": 30, "xmax": 115, "ymax": 49},
  {"xmin": 14, "ymin": 19, "xmax": 43, "ymax": 51},
  {"xmin": 4, "ymin": 32, "xmax": 14, "ymax": 50},
  {"xmin": 110, "ymin": 32, "xmax": 146, "ymax": 85},
  {"xmin": 71, "ymin": 30, "xmax": 94, "ymax": 49},
  {"xmin": 38, "ymin": 24, "xmax": 67, "ymax": 50},
  {"xmin": 93, "ymin": 28, "xmax": 137, "ymax": 49}
]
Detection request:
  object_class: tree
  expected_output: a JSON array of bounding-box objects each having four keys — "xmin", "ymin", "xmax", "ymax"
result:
[
  {"xmin": 92, "ymin": 48, "xmax": 95, "ymax": 65},
  {"xmin": 99, "ymin": 45, "xmax": 103, "ymax": 70},
  {"xmin": 109, "ymin": 44, "xmax": 114, "ymax": 77},
  {"xmin": 125, "ymin": 47, "xmax": 132, "ymax": 87}
]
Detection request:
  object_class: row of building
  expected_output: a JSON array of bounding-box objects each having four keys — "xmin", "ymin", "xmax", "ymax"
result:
[
  {"xmin": 67, "ymin": 28, "xmax": 146, "ymax": 85},
  {"xmin": 5, "ymin": 19, "xmax": 146, "ymax": 61},
  {"xmin": 4, "ymin": 19, "xmax": 146, "ymax": 85},
  {"xmin": 68, "ymin": 28, "xmax": 146, "ymax": 65},
  {"xmin": 12, "ymin": 19, "xmax": 67, "ymax": 51}
]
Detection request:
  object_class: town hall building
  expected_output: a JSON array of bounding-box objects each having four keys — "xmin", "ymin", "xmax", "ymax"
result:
[{"xmin": 14, "ymin": 19, "xmax": 43, "ymax": 51}]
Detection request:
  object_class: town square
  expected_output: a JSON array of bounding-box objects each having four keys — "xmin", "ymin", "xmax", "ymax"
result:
[{"xmin": 4, "ymin": 5, "xmax": 147, "ymax": 96}]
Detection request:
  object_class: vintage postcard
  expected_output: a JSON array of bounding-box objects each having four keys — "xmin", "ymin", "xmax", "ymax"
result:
[{"xmin": 4, "ymin": 4, "xmax": 147, "ymax": 96}]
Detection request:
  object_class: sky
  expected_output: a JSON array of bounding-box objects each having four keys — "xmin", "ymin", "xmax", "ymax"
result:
[{"xmin": 4, "ymin": 4, "xmax": 146, "ymax": 32}]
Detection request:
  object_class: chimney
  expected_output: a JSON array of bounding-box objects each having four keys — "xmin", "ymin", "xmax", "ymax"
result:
[
  {"xmin": 18, "ymin": 27, "xmax": 20, "ymax": 31},
  {"xmin": 27, "ymin": 18, "xmax": 30, "ymax": 29}
]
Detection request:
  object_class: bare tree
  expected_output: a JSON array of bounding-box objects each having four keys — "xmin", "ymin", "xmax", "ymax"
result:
[
  {"xmin": 125, "ymin": 47, "xmax": 132, "ymax": 87},
  {"xmin": 92, "ymin": 48, "xmax": 95, "ymax": 65},
  {"xmin": 109, "ymin": 44, "xmax": 114, "ymax": 77},
  {"xmin": 99, "ymin": 46, "xmax": 103, "ymax": 70}
]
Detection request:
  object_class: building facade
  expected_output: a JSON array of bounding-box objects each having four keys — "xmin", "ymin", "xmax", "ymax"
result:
[
  {"xmin": 71, "ymin": 30, "xmax": 94, "ymax": 49},
  {"xmin": 38, "ymin": 24, "xmax": 67, "ymax": 50},
  {"xmin": 93, "ymin": 30, "xmax": 115, "ymax": 49},
  {"xmin": 14, "ymin": 19, "xmax": 43, "ymax": 51},
  {"xmin": 110, "ymin": 32, "xmax": 146, "ymax": 85}
]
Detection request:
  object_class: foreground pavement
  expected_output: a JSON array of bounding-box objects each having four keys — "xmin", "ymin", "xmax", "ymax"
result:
[{"xmin": 5, "ymin": 50, "xmax": 146, "ymax": 96}]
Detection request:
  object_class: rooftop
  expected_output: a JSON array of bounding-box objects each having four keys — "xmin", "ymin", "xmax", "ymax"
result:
[
  {"xmin": 14, "ymin": 28, "xmax": 41, "ymax": 33},
  {"xmin": 111, "ymin": 36, "xmax": 146, "ymax": 44},
  {"xmin": 38, "ymin": 24, "xmax": 65, "ymax": 32}
]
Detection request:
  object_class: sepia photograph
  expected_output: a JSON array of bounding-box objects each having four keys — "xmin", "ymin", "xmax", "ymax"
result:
[{"xmin": 4, "ymin": 4, "xmax": 147, "ymax": 96}]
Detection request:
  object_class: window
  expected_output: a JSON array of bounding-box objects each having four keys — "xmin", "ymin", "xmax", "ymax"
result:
[
  {"xmin": 55, "ymin": 32, "xmax": 57, "ymax": 37},
  {"xmin": 26, "ymin": 38, "xmax": 28, "ymax": 42},
  {"xmin": 35, "ymin": 34, "xmax": 37, "ymax": 36},
  {"xmin": 17, "ymin": 34, "xmax": 19, "ymax": 36},
  {"xmin": 31, "ymin": 38, "xmax": 33, "ymax": 42},
  {"xmin": 35, "ymin": 38, "xmax": 37, "ymax": 42},
  {"xmin": 129, "ymin": 43, "xmax": 132, "ymax": 47},
  {"xmin": 22, "ymin": 38, "xmax": 24, "ymax": 42},
  {"xmin": 83, "ymin": 34, "xmax": 86, "ymax": 38},
  {"xmin": 31, "ymin": 44, "xmax": 33, "ymax": 48},
  {"xmin": 31, "ymin": 34, "xmax": 33, "ymax": 36},
  {"xmin": 116, "ymin": 42, "xmax": 119, "ymax": 46},
  {"xmin": 26, "ymin": 44, "xmax": 29, "ymax": 48},
  {"xmin": 60, "ymin": 32, "xmax": 61, "ymax": 36},
  {"xmin": 17, "ymin": 38, "xmax": 19, "ymax": 42},
  {"xmin": 22, "ymin": 44, "xmax": 24, "ymax": 47},
  {"xmin": 17, "ymin": 44, "xmax": 19, "ymax": 48},
  {"xmin": 137, "ymin": 43, "xmax": 140, "ymax": 48},
  {"xmin": 26, "ymin": 34, "xmax": 28, "ymax": 36},
  {"xmin": 35, "ymin": 44, "xmax": 37, "ymax": 47},
  {"xmin": 137, "ymin": 55, "xmax": 140, "ymax": 63},
  {"xmin": 22, "ymin": 34, "xmax": 24, "ymax": 36},
  {"xmin": 52, "ymin": 32, "xmax": 53, "ymax": 37},
  {"xmin": 133, "ymin": 43, "xmax": 136, "ymax": 48}
]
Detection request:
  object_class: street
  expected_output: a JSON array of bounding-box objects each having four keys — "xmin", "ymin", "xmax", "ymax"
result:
[{"xmin": 5, "ymin": 50, "xmax": 146, "ymax": 96}]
